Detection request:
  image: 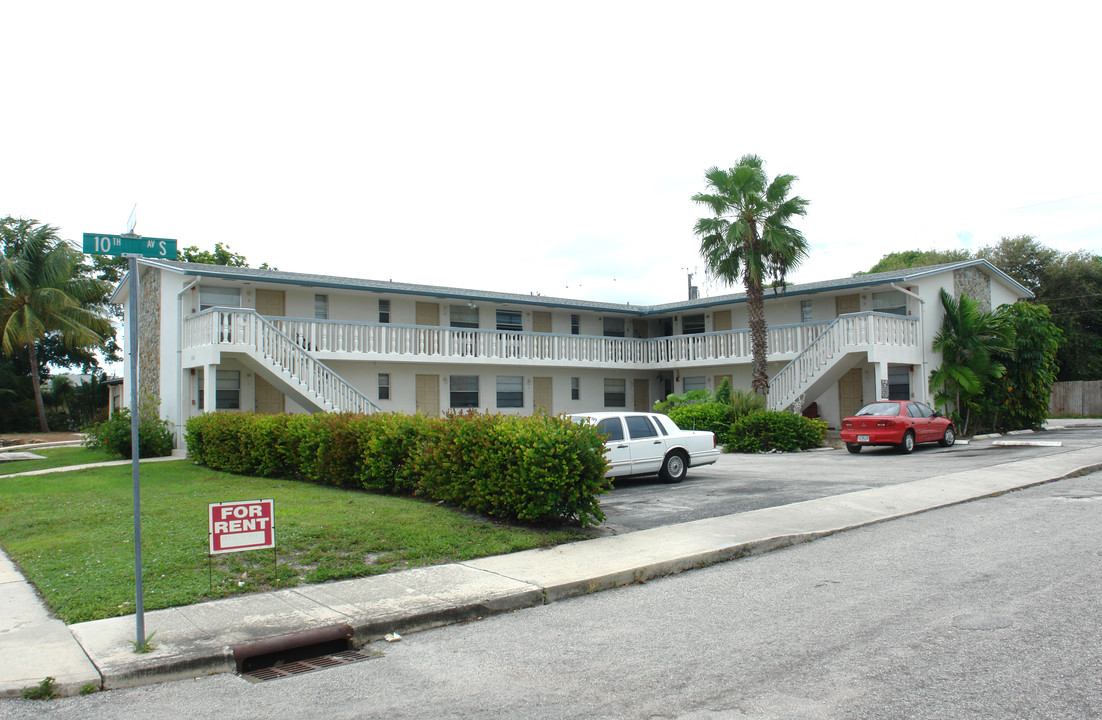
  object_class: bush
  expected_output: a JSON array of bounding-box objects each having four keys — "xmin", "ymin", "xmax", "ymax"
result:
[
  {"xmin": 729, "ymin": 388, "xmax": 767, "ymax": 418},
  {"xmin": 725, "ymin": 411, "xmax": 827, "ymax": 453},
  {"xmin": 667, "ymin": 403, "xmax": 735, "ymax": 444},
  {"xmin": 84, "ymin": 402, "xmax": 174, "ymax": 459},
  {"xmin": 185, "ymin": 410, "xmax": 610, "ymax": 526}
]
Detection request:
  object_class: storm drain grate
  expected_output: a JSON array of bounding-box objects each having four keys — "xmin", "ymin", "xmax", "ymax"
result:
[{"xmin": 242, "ymin": 649, "xmax": 380, "ymax": 682}]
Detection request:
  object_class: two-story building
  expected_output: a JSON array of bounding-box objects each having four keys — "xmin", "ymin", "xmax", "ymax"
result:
[{"xmin": 111, "ymin": 258, "xmax": 1031, "ymax": 445}]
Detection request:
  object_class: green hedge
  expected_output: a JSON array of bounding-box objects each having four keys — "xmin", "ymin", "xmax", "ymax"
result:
[
  {"xmin": 185, "ymin": 411, "xmax": 610, "ymax": 526},
  {"xmin": 667, "ymin": 403, "xmax": 735, "ymax": 444},
  {"xmin": 725, "ymin": 411, "xmax": 828, "ymax": 453}
]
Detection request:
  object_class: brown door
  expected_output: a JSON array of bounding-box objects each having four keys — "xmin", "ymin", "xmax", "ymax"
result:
[
  {"xmin": 838, "ymin": 367, "xmax": 864, "ymax": 419},
  {"xmin": 835, "ymin": 294, "xmax": 860, "ymax": 316},
  {"xmin": 532, "ymin": 312, "xmax": 552, "ymax": 333},
  {"xmin": 714, "ymin": 374, "xmax": 732, "ymax": 391},
  {"xmin": 415, "ymin": 302, "xmax": 439, "ymax": 326},
  {"xmin": 633, "ymin": 378, "xmax": 650, "ymax": 412},
  {"xmin": 254, "ymin": 376, "xmax": 285, "ymax": 414},
  {"xmin": 255, "ymin": 289, "xmax": 286, "ymax": 317},
  {"xmin": 416, "ymin": 374, "xmax": 440, "ymax": 416},
  {"xmin": 533, "ymin": 377, "xmax": 552, "ymax": 414},
  {"xmin": 713, "ymin": 310, "xmax": 732, "ymax": 332}
]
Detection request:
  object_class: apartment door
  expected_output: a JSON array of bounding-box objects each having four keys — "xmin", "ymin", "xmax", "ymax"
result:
[
  {"xmin": 633, "ymin": 378, "xmax": 650, "ymax": 412},
  {"xmin": 835, "ymin": 294, "xmax": 860, "ymax": 316},
  {"xmin": 255, "ymin": 289, "xmax": 285, "ymax": 317},
  {"xmin": 533, "ymin": 377, "xmax": 552, "ymax": 414},
  {"xmin": 838, "ymin": 367, "xmax": 864, "ymax": 420},
  {"xmin": 415, "ymin": 302, "xmax": 439, "ymax": 326},
  {"xmin": 254, "ymin": 376, "xmax": 284, "ymax": 414},
  {"xmin": 532, "ymin": 312, "xmax": 552, "ymax": 333},
  {"xmin": 713, "ymin": 310, "xmax": 732, "ymax": 332},
  {"xmin": 416, "ymin": 374, "xmax": 440, "ymax": 416}
]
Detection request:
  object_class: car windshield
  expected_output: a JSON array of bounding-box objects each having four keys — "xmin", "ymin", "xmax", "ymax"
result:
[{"xmin": 854, "ymin": 403, "xmax": 900, "ymax": 417}]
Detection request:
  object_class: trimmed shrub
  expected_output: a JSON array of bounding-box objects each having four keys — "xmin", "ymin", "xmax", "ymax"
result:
[
  {"xmin": 84, "ymin": 404, "xmax": 173, "ymax": 459},
  {"xmin": 184, "ymin": 410, "xmax": 610, "ymax": 526},
  {"xmin": 729, "ymin": 388, "xmax": 767, "ymax": 418},
  {"xmin": 725, "ymin": 411, "xmax": 828, "ymax": 453},
  {"xmin": 667, "ymin": 403, "xmax": 735, "ymax": 444}
]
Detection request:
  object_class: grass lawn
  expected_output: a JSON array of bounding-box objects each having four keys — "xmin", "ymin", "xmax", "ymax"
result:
[
  {"xmin": 0, "ymin": 446, "xmax": 118, "ymax": 475},
  {"xmin": 0, "ymin": 461, "xmax": 588, "ymax": 624}
]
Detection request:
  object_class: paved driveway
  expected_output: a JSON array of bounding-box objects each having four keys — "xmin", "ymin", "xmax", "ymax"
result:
[{"xmin": 597, "ymin": 423, "xmax": 1102, "ymax": 534}]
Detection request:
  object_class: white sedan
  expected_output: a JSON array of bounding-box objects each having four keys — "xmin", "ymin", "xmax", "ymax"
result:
[{"xmin": 569, "ymin": 411, "xmax": 720, "ymax": 483}]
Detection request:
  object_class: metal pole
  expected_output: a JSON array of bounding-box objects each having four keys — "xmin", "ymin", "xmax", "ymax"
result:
[{"xmin": 128, "ymin": 254, "xmax": 145, "ymax": 647}]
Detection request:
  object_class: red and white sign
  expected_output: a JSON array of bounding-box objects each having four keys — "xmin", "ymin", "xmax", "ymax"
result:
[{"xmin": 208, "ymin": 499, "xmax": 275, "ymax": 555}]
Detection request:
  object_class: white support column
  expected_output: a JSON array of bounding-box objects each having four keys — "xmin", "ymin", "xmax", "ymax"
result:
[
  {"xmin": 874, "ymin": 362, "xmax": 890, "ymax": 400},
  {"xmin": 204, "ymin": 364, "xmax": 218, "ymax": 413}
]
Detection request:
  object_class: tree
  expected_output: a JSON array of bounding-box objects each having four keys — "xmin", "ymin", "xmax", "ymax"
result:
[
  {"xmin": 975, "ymin": 302, "xmax": 1062, "ymax": 432},
  {"xmin": 975, "ymin": 235, "xmax": 1060, "ymax": 294},
  {"xmin": 0, "ymin": 217, "xmax": 112, "ymax": 432},
  {"xmin": 929, "ymin": 289, "xmax": 1015, "ymax": 435},
  {"xmin": 693, "ymin": 155, "xmax": 810, "ymax": 396},
  {"xmin": 1034, "ymin": 251, "xmax": 1102, "ymax": 381},
  {"xmin": 858, "ymin": 249, "xmax": 972, "ymax": 275}
]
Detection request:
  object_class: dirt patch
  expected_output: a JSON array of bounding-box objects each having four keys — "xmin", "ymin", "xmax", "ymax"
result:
[{"xmin": 0, "ymin": 432, "xmax": 84, "ymax": 448}]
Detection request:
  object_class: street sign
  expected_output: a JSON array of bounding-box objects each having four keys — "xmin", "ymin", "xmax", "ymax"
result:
[
  {"xmin": 82, "ymin": 233, "xmax": 177, "ymax": 259},
  {"xmin": 209, "ymin": 499, "xmax": 276, "ymax": 555}
]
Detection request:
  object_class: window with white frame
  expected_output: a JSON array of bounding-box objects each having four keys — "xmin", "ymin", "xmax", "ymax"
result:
[
  {"xmin": 571, "ymin": 377, "xmax": 580, "ymax": 400},
  {"xmin": 450, "ymin": 375, "xmax": 479, "ymax": 408},
  {"xmin": 379, "ymin": 299, "xmax": 391, "ymax": 323},
  {"xmin": 496, "ymin": 310, "xmax": 522, "ymax": 332},
  {"xmin": 496, "ymin": 376, "xmax": 523, "ymax": 408},
  {"xmin": 314, "ymin": 294, "xmax": 329, "ymax": 320},
  {"xmin": 801, "ymin": 300, "xmax": 813, "ymax": 323},
  {"xmin": 604, "ymin": 378, "xmax": 626, "ymax": 407},
  {"xmin": 603, "ymin": 317, "xmax": 625, "ymax": 337},
  {"xmin": 199, "ymin": 286, "xmax": 241, "ymax": 311},
  {"xmin": 217, "ymin": 370, "xmax": 241, "ymax": 409},
  {"xmin": 378, "ymin": 373, "xmax": 390, "ymax": 400},
  {"xmin": 683, "ymin": 376, "xmax": 706, "ymax": 392},
  {"xmin": 450, "ymin": 304, "xmax": 479, "ymax": 328},
  {"xmin": 571, "ymin": 314, "xmax": 580, "ymax": 335},
  {"xmin": 682, "ymin": 314, "xmax": 706, "ymax": 334},
  {"xmin": 888, "ymin": 365, "xmax": 910, "ymax": 400}
]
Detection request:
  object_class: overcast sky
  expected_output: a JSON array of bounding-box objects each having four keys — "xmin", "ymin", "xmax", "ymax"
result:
[{"xmin": 4, "ymin": 1, "xmax": 1099, "ymax": 307}]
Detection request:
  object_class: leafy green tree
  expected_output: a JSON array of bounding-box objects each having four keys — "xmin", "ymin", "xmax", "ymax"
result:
[
  {"xmin": 180, "ymin": 242, "xmax": 250, "ymax": 266},
  {"xmin": 1034, "ymin": 251, "xmax": 1102, "ymax": 381},
  {"xmin": 693, "ymin": 155, "xmax": 810, "ymax": 396},
  {"xmin": 976, "ymin": 235, "xmax": 1060, "ymax": 294},
  {"xmin": 975, "ymin": 302, "xmax": 1061, "ymax": 431},
  {"xmin": 929, "ymin": 290, "xmax": 1015, "ymax": 435},
  {"xmin": 858, "ymin": 249, "xmax": 972, "ymax": 275},
  {"xmin": 0, "ymin": 217, "xmax": 112, "ymax": 431}
]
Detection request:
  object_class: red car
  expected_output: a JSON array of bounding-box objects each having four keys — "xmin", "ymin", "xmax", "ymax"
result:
[{"xmin": 840, "ymin": 400, "xmax": 955, "ymax": 454}]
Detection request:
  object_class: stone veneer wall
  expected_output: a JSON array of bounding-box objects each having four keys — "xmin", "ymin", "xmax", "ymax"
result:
[
  {"xmin": 953, "ymin": 267, "xmax": 992, "ymax": 312},
  {"xmin": 137, "ymin": 267, "xmax": 161, "ymax": 403}
]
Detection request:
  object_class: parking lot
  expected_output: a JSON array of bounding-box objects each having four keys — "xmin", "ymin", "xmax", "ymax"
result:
[{"xmin": 597, "ymin": 422, "xmax": 1102, "ymax": 534}]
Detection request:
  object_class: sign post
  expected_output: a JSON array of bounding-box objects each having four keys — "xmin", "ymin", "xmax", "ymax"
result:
[{"xmin": 84, "ymin": 232, "xmax": 177, "ymax": 650}]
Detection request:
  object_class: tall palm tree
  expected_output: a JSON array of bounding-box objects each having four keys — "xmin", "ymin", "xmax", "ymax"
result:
[
  {"xmin": 693, "ymin": 155, "xmax": 810, "ymax": 396},
  {"xmin": 0, "ymin": 217, "xmax": 112, "ymax": 432},
  {"xmin": 929, "ymin": 289, "xmax": 1015, "ymax": 435}
]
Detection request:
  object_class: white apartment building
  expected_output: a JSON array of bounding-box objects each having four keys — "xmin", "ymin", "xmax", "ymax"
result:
[{"xmin": 111, "ymin": 258, "xmax": 1031, "ymax": 445}]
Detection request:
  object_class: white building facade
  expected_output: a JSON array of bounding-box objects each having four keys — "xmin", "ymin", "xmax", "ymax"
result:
[{"xmin": 111, "ymin": 259, "xmax": 1031, "ymax": 445}]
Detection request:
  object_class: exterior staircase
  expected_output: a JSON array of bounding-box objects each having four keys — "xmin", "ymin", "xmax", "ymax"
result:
[
  {"xmin": 768, "ymin": 312, "xmax": 921, "ymax": 412},
  {"xmin": 184, "ymin": 309, "xmax": 381, "ymax": 414}
]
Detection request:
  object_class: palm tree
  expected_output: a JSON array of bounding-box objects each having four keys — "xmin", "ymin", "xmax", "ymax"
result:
[
  {"xmin": 0, "ymin": 217, "xmax": 112, "ymax": 432},
  {"xmin": 929, "ymin": 289, "xmax": 1015, "ymax": 435},
  {"xmin": 693, "ymin": 155, "xmax": 810, "ymax": 396}
]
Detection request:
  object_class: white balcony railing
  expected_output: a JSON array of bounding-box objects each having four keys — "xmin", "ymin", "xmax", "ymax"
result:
[{"xmin": 184, "ymin": 309, "xmax": 381, "ymax": 414}]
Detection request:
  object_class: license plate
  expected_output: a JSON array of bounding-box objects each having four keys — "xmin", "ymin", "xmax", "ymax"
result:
[{"xmin": 857, "ymin": 435, "xmax": 870, "ymax": 443}]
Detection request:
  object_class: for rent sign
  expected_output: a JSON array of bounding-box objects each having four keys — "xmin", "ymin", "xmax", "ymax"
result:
[{"xmin": 209, "ymin": 499, "xmax": 275, "ymax": 555}]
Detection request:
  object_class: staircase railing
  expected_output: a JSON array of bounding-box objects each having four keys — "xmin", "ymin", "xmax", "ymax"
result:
[
  {"xmin": 768, "ymin": 312, "xmax": 921, "ymax": 411},
  {"xmin": 184, "ymin": 308, "xmax": 381, "ymax": 414}
]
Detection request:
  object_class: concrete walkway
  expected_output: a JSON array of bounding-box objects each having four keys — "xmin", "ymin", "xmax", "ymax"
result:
[{"xmin": 2, "ymin": 432, "xmax": 1100, "ymax": 697}]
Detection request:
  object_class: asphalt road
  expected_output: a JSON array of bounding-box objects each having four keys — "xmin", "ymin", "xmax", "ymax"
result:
[
  {"xmin": 8, "ymin": 463, "xmax": 1099, "ymax": 719},
  {"xmin": 598, "ymin": 423, "xmax": 1102, "ymax": 533}
]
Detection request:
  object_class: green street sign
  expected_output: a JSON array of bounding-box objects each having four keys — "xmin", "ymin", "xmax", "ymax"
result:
[{"xmin": 83, "ymin": 233, "xmax": 178, "ymax": 259}]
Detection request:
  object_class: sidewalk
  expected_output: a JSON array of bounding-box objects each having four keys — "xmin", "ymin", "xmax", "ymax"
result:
[{"xmin": 2, "ymin": 435, "xmax": 1101, "ymax": 698}]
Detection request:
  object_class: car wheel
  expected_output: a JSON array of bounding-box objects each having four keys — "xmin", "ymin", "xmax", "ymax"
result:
[
  {"xmin": 846, "ymin": 443, "xmax": 862, "ymax": 454},
  {"xmin": 899, "ymin": 430, "xmax": 915, "ymax": 454},
  {"xmin": 659, "ymin": 451, "xmax": 687, "ymax": 483},
  {"xmin": 939, "ymin": 426, "xmax": 956, "ymax": 447}
]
